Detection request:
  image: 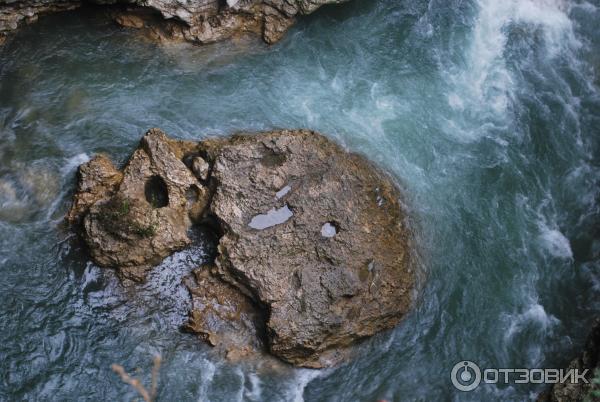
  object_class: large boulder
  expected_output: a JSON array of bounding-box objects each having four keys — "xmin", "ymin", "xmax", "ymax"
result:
[
  {"xmin": 69, "ymin": 128, "xmax": 415, "ymax": 367},
  {"xmin": 0, "ymin": 0, "xmax": 348, "ymax": 45},
  {"xmin": 200, "ymin": 130, "xmax": 414, "ymax": 367}
]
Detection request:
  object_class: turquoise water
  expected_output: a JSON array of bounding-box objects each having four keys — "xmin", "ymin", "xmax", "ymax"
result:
[{"xmin": 0, "ymin": 0, "xmax": 599, "ymax": 400}]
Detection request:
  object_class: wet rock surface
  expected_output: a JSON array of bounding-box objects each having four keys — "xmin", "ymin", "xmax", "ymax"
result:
[
  {"xmin": 0, "ymin": 0, "xmax": 348, "ymax": 45},
  {"xmin": 69, "ymin": 128, "xmax": 415, "ymax": 367},
  {"xmin": 539, "ymin": 319, "xmax": 600, "ymax": 402},
  {"xmin": 183, "ymin": 264, "xmax": 267, "ymax": 362}
]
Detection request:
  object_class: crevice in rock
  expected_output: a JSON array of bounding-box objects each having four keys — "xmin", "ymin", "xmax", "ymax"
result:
[
  {"xmin": 185, "ymin": 184, "xmax": 200, "ymax": 206},
  {"xmin": 187, "ymin": 223, "xmax": 219, "ymax": 261},
  {"xmin": 182, "ymin": 213, "xmax": 273, "ymax": 359},
  {"xmin": 196, "ymin": 212, "xmax": 225, "ymax": 240}
]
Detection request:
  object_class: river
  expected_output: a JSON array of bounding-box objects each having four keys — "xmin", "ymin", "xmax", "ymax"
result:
[{"xmin": 0, "ymin": 0, "xmax": 599, "ymax": 400}]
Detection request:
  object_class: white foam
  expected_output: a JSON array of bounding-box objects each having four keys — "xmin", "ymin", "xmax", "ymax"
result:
[
  {"xmin": 243, "ymin": 372, "xmax": 262, "ymax": 401},
  {"xmin": 511, "ymin": 0, "xmax": 578, "ymax": 56},
  {"xmin": 538, "ymin": 222, "xmax": 573, "ymax": 259},
  {"xmin": 286, "ymin": 369, "xmax": 325, "ymax": 402},
  {"xmin": 61, "ymin": 153, "xmax": 90, "ymax": 176},
  {"xmin": 195, "ymin": 359, "xmax": 217, "ymax": 401},
  {"xmin": 447, "ymin": 93, "xmax": 464, "ymax": 111},
  {"xmin": 446, "ymin": 0, "xmax": 577, "ymax": 140},
  {"xmin": 505, "ymin": 302, "xmax": 560, "ymax": 340}
]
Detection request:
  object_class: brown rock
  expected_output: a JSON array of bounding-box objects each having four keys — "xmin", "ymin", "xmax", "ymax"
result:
[
  {"xmin": 69, "ymin": 128, "xmax": 415, "ymax": 367},
  {"xmin": 112, "ymin": 11, "xmax": 145, "ymax": 29},
  {"xmin": 191, "ymin": 156, "xmax": 211, "ymax": 182},
  {"xmin": 0, "ymin": 0, "xmax": 349, "ymax": 46},
  {"xmin": 202, "ymin": 130, "xmax": 413, "ymax": 367},
  {"xmin": 67, "ymin": 154, "xmax": 123, "ymax": 225},
  {"xmin": 262, "ymin": 6, "xmax": 296, "ymax": 44},
  {"xmin": 183, "ymin": 264, "xmax": 266, "ymax": 356},
  {"xmin": 69, "ymin": 128, "xmax": 210, "ymax": 280}
]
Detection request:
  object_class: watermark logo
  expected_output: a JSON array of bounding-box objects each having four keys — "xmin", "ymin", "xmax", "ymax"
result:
[
  {"xmin": 451, "ymin": 361, "xmax": 481, "ymax": 391},
  {"xmin": 450, "ymin": 361, "xmax": 590, "ymax": 392}
]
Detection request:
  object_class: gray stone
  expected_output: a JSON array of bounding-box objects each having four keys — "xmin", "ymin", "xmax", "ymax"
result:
[{"xmin": 191, "ymin": 156, "xmax": 210, "ymax": 182}]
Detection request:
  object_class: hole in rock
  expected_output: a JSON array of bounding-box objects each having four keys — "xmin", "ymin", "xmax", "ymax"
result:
[
  {"xmin": 145, "ymin": 175, "xmax": 169, "ymax": 208},
  {"xmin": 182, "ymin": 153, "xmax": 196, "ymax": 169},
  {"xmin": 248, "ymin": 204, "xmax": 293, "ymax": 230},
  {"xmin": 321, "ymin": 222, "xmax": 338, "ymax": 238},
  {"xmin": 185, "ymin": 185, "xmax": 199, "ymax": 206}
]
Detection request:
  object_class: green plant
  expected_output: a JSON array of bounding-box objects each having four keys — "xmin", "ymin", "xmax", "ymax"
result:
[
  {"xmin": 97, "ymin": 198, "xmax": 130, "ymax": 221},
  {"xmin": 95, "ymin": 197, "xmax": 157, "ymax": 239},
  {"xmin": 585, "ymin": 368, "xmax": 600, "ymax": 402},
  {"xmin": 131, "ymin": 221, "xmax": 158, "ymax": 238},
  {"xmin": 119, "ymin": 199, "xmax": 130, "ymax": 215},
  {"xmin": 149, "ymin": 193, "xmax": 160, "ymax": 209}
]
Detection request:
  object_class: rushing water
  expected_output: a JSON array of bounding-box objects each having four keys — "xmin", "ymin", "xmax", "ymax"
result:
[{"xmin": 0, "ymin": 0, "xmax": 599, "ymax": 400}]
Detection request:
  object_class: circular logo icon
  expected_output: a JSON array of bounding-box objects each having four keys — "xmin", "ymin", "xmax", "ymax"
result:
[{"xmin": 451, "ymin": 361, "xmax": 481, "ymax": 392}]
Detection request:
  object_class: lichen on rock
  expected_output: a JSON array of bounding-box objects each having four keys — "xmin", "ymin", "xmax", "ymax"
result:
[{"xmin": 68, "ymin": 127, "xmax": 416, "ymax": 367}]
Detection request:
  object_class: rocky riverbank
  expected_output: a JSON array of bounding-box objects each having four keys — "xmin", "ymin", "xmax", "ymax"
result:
[
  {"xmin": 538, "ymin": 319, "xmax": 600, "ymax": 402},
  {"xmin": 68, "ymin": 128, "xmax": 415, "ymax": 368},
  {"xmin": 0, "ymin": 0, "xmax": 347, "ymax": 45}
]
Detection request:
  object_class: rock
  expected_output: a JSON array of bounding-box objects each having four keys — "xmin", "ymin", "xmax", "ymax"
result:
[
  {"xmin": 69, "ymin": 128, "xmax": 415, "ymax": 367},
  {"xmin": 538, "ymin": 319, "xmax": 600, "ymax": 402},
  {"xmin": 67, "ymin": 154, "xmax": 123, "ymax": 225},
  {"xmin": 200, "ymin": 130, "xmax": 413, "ymax": 367},
  {"xmin": 69, "ymin": 128, "xmax": 210, "ymax": 281},
  {"xmin": 262, "ymin": 6, "xmax": 296, "ymax": 44},
  {"xmin": 191, "ymin": 156, "xmax": 210, "ymax": 182},
  {"xmin": 112, "ymin": 11, "xmax": 145, "ymax": 29},
  {"xmin": 0, "ymin": 1, "xmax": 80, "ymax": 44},
  {"xmin": 183, "ymin": 264, "xmax": 266, "ymax": 356},
  {"xmin": 0, "ymin": 0, "xmax": 349, "ymax": 46}
]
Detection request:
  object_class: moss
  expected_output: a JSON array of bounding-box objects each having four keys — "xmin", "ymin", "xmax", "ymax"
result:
[
  {"xmin": 131, "ymin": 221, "xmax": 158, "ymax": 238},
  {"xmin": 94, "ymin": 197, "xmax": 157, "ymax": 239}
]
